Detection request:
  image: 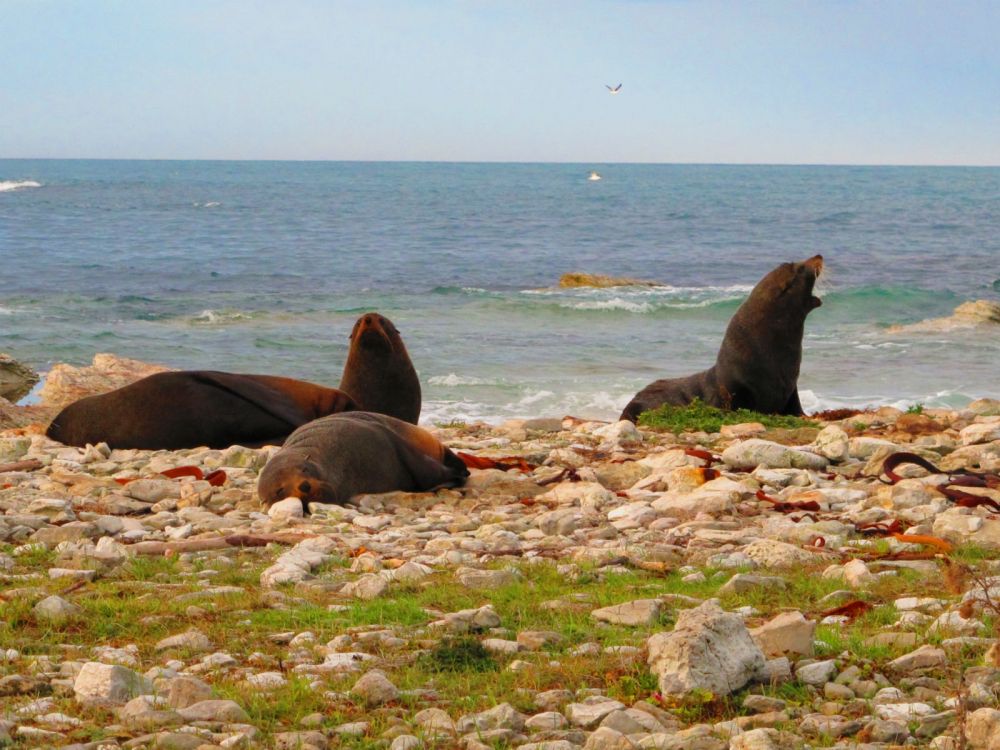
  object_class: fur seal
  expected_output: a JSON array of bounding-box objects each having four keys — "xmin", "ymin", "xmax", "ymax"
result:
[
  {"xmin": 46, "ymin": 371, "xmax": 356, "ymax": 450},
  {"xmin": 621, "ymin": 255, "xmax": 824, "ymax": 422},
  {"xmin": 338, "ymin": 312, "xmax": 421, "ymax": 424},
  {"xmin": 257, "ymin": 411, "xmax": 469, "ymax": 510}
]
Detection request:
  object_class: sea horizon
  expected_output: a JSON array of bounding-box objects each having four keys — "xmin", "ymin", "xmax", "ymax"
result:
[{"xmin": 2, "ymin": 159, "xmax": 998, "ymax": 424}]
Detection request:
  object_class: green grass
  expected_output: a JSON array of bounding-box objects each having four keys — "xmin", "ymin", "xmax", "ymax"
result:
[
  {"xmin": 419, "ymin": 636, "xmax": 498, "ymax": 673},
  {"xmin": 637, "ymin": 398, "xmax": 817, "ymax": 433},
  {"xmin": 905, "ymin": 402, "xmax": 925, "ymax": 415}
]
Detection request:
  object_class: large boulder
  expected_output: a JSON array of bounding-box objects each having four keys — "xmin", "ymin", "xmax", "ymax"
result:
[
  {"xmin": 39, "ymin": 352, "xmax": 170, "ymax": 409},
  {"xmin": 647, "ymin": 601, "xmax": 765, "ymax": 697}
]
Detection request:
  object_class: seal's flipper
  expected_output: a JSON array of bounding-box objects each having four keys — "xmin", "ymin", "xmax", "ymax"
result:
[
  {"xmin": 191, "ymin": 371, "xmax": 309, "ymax": 429},
  {"xmin": 394, "ymin": 440, "xmax": 470, "ymax": 492},
  {"xmin": 782, "ymin": 388, "xmax": 804, "ymax": 416}
]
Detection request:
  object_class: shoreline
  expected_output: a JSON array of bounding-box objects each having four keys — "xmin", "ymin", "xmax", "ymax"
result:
[{"xmin": 2, "ymin": 379, "xmax": 1000, "ymax": 746}]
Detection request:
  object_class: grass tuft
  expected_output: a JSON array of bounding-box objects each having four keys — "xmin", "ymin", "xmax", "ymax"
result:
[
  {"xmin": 637, "ymin": 398, "xmax": 817, "ymax": 433},
  {"xmin": 420, "ymin": 636, "xmax": 498, "ymax": 673}
]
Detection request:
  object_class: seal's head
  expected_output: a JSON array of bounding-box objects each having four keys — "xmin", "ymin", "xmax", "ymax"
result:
[
  {"xmin": 257, "ymin": 451, "xmax": 338, "ymax": 511},
  {"xmin": 349, "ymin": 312, "xmax": 403, "ymax": 354},
  {"xmin": 751, "ymin": 254, "xmax": 824, "ymax": 315}
]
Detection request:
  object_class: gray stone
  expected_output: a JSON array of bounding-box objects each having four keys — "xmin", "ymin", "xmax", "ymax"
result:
[
  {"xmin": 165, "ymin": 675, "xmax": 214, "ymax": 708},
  {"xmin": 457, "ymin": 702, "xmax": 526, "ymax": 733},
  {"xmin": 352, "ymin": 670, "xmax": 400, "ymax": 707},
  {"xmin": 718, "ymin": 574, "xmax": 787, "ymax": 596},
  {"xmin": 73, "ymin": 662, "xmax": 153, "ymax": 707},
  {"xmin": 565, "ymin": 697, "xmax": 626, "ymax": 728},
  {"xmin": 341, "ymin": 573, "xmax": 390, "ymax": 600},
  {"xmin": 795, "ymin": 659, "xmax": 837, "ymax": 686},
  {"xmin": 887, "ymin": 645, "xmax": 947, "ymax": 674},
  {"xmin": 749, "ymin": 611, "xmax": 815, "ymax": 657},
  {"xmin": 33, "ymin": 595, "xmax": 81, "ymax": 623},
  {"xmin": 591, "ymin": 599, "xmax": 662, "ymax": 626},
  {"xmin": 154, "ymin": 630, "xmax": 212, "ymax": 653},
  {"xmin": 456, "ymin": 567, "xmax": 520, "ymax": 589},
  {"xmin": 721, "ymin": 439, "xmax": 827, "ymax": 471},
  {"xmin": 176, "ymin": 698, "xmax": 249, "ymax": 723}
]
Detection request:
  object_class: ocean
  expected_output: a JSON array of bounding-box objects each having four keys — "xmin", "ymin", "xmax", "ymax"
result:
[{"xmin": 1, "ymin": 160, "xmax": 998, "ymax": 424}]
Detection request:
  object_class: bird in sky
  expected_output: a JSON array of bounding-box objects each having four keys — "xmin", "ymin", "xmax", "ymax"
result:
[{"xmin": 605, "ymin": 83, "xmax": 622, "ymax": 94}]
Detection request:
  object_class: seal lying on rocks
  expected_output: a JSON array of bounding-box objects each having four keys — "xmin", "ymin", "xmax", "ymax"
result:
[
  {"xmin": 257, "ymin": 412, "xmax": 469, "ymax": 510},
  {"xmin": 46, "ymin": 371, "xmax": 356, "ymax": 450},
  {"xmin": 621, "ymin": 255, "xmax": 824, "ymax": 422},
  {"xmin": 339, "ymin": 312, "xmax": 422, "ymax": 424}
]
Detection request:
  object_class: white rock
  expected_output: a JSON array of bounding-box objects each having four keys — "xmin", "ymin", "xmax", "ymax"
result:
[
  {"xmin": 267, "ymin": 497, "xmax": 304, "ymax": 520},
  {"xmin": 750, "ymin": 611, "xmax": 815, "ymax": 657},
  {"xmin": 246, "ymin": 672, "xmax": 287, "ymax": 689},
  {"xmin": 961, "ymin": 422, "xmax": 1000, "ymax": 446},
  {"xmin": 646, "ymin": 600, "xmax": 765, "ymax": 697},
  {"xmin": 795, "ymin": 659, "xmax": 837, "ymax": 686},
  {"xmin": 352, "ymin": 669, "xmax": 400, "ymax": 707},
  {"xmin": 565, "ymin": 698, "xmax": 626, "ymax": 728},
  {"xmin": 33, "ymin": 595, "xmax": 81, "ymax": 622},
  {"xmin": 721, "ymin": 439, "xmax": 827, "ymax": 471},
  {"xmin": 155, "ymin": 630, "xmax": 212, "ymax": 652},
  {"xmin": 73, "ymin": 662, "xmax": 153, "ymax": 707},
  {"xmin": 341, "ymin": 574, "xmax": 389, "ymax": 600},
  {"xmin": 813, "ymin": 425, "xmax": 850, "ymax": 462},
  {"xmin": 591, "ymin": 599, "xmax": 662, "ymax": 626}
]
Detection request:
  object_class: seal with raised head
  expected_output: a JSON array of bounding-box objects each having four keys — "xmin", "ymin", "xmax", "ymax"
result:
[
  {"xmin": 338, "ymin": 312, "xmax": 421, "ymax": 424},
  {"xmin": 257, "ymin": 411, "xmax": 469, "ymax": 510},
  {"xmin": 621, "ymin": 255, "xmax": 824, "ymax": 422},
  {"xmin": 46, "ymin": 371, "xmax": 356, "ymax": 450}
]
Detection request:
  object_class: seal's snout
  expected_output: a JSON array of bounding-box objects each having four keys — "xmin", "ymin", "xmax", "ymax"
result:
[{"xmin": 804, "ymin": 254, "xmax": 824, "ymax": 275}]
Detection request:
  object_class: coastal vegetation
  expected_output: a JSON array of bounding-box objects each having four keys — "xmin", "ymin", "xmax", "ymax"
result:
[{"xmin": 637, "ymin": 399, "xmax": 817, "ymax": 433}]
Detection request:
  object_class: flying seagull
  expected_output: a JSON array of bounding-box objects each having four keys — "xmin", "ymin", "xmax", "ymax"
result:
[{"xmin": 606, "ymin": 83, "xmax": 622, "ymax": 94}]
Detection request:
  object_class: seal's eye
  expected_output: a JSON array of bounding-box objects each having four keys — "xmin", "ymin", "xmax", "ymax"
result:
[{"xmin": 299, "ymin": 481, "xmax": 312, "ymax": 494}]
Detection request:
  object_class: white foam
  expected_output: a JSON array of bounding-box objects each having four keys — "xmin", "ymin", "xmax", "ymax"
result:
[
  {"xmin": 428, "ymin": 373, "xmax": 494, "ymax": 387},
  {"xmin": 189, "ymin": 309, "xmax": 252, "ymax": 325},
  {"xmin": 513, "ymin": 389, "xmax": 555, "ymax": 407},
  {"xmin": 560, "ymin": 298, "xmax": 656, "ymax": 313},
  {"xmin": 0, "ymin": 180, "xmax": 41, "ymax": 193}
]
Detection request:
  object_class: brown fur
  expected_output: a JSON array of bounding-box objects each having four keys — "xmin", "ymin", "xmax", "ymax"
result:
[
  {"xmin": 46, "ymin": 371, "xmax": 355, "ymax": 450},
  {"xmin": 257, "ymin": 412, "xmax": 468, "ymax": 510},
  {"xmin": 621, "ymin": 255, "xmax": 824, "ymax": 422},
  {"xmin": 339, "ymin": 312, "xmax": 421, "ymax": 424}
]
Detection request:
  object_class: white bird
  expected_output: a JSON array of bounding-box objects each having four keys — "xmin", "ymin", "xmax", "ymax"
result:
[{"xmin": 605, "ymin": 83, "xmax": 622, "ymax": 94}]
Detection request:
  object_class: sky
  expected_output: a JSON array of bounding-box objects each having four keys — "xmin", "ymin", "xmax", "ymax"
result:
[{"xmin": 2, "ymin": 0, "xmax": 999, "ymax": 165}]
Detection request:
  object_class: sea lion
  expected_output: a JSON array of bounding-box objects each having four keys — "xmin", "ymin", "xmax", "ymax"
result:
[
  {"xmin": 257, "ymin": 411, "xmax": 469, "ymax": 510},
  {"xmin": 46, "ymin": 371, "xmax": 356, "ymax": 450},
  {"xmin": 621, "ymin": 255, "xmax": 824, "ymax": 422},
  {"xmin": 339, "ymin": 312, "xmax": 421, "ymax": 424}
]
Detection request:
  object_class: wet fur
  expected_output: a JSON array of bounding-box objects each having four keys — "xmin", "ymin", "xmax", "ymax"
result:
[{"xmin": 621, "ymin": 256, "xmax": 824, "ymax": 421}]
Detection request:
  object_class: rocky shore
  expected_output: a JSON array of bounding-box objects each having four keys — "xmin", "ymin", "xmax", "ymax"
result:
[{"xmin": 3, "ymin": 357, "xmax": 1000, "ymax": 749}]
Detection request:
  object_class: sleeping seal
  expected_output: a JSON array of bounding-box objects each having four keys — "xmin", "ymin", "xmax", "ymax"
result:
[
  {"xmin": 621, "ymin": 255, "xmax": 824, "ymax": 422},
  {"xmin": 46, "ymin": 371, "xmax": 356, "ymax": 450},
  {"xmin": 257, "ymin": 411, "xmax": 469, "ymax": 510}
]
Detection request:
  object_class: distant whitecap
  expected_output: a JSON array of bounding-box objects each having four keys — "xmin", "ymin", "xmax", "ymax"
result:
[{"xmin": 0, "ymin": 180, "xmax": 41, "ymax": 192}]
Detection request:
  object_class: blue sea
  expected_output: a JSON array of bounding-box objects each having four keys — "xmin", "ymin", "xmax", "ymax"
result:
[{"xmin": 1, "ymin": 160, "xmax": 998, "ymax": 423}]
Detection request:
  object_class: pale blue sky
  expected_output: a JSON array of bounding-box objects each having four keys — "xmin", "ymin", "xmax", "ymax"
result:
[{"xmin": 3, "ymin": 0, "xmax": 998, "ymax": 164}]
